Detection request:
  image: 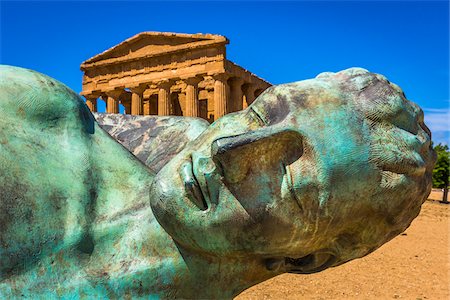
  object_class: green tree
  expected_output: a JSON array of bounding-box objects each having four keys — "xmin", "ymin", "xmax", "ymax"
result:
[
  {"xmin": 433, "ymin": 144, "xmax": 449, "ymax": 188},
  {"xmin": 432, "ymin": 143, "xmax": 449, "ymax": 203}
]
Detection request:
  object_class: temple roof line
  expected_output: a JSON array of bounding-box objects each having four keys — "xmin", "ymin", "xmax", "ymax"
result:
[
  {"xmin": 81, "ymin": 31, "xmax": 229, "ymax": 70},
  {"xmin": 225, "ymin": 60, "xmax": 271, "ymax": 86}
]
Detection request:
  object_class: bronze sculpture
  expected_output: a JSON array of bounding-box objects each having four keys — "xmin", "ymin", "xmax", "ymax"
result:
[{"xmin": 0, "ymin": 65, "xmax": 435, "ymax": 298}]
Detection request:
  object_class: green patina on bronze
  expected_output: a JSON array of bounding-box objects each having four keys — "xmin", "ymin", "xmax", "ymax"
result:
[{"xmin": 0, "ymin": 65, "xmax": 435, "ymax": 299}]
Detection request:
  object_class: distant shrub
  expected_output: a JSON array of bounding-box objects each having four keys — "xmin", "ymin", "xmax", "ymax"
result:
[{"xmin": 432, "ymin": 143, "xmax": 449, "ymax": 189}]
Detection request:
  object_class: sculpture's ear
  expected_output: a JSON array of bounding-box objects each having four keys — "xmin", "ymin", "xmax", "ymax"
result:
[{"xmin": 211, "ymin": 127, "xmax": 303, "ymax": 183}]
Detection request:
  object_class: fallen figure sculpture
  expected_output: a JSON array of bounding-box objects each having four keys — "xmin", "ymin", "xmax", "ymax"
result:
[{"xmin": 0, "ymin": 65, "xmax": 436, "ymax": 299}]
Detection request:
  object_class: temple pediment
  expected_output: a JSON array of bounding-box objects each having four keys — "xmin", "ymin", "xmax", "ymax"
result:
[{"xmin": 81, "ymin": 32, "xmax": 228, "ymax": 68}]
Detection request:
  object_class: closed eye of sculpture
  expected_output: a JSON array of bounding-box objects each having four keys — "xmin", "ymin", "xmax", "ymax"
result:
[{"xmin": 0, "ymin": 65, "xmax": 435, "ymax": 299}]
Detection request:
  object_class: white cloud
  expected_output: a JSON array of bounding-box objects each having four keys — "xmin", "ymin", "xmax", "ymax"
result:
[
  {"xmin": 424, "ymin": 108, "xmax": 449, "ymax": 145},
  {"xmin": 424, "ymin": 108, "xmax": 449, "ymax": 113}
]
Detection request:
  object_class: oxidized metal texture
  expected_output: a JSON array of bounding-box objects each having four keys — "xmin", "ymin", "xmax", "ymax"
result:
[
  {"xmin": 0, "ymin": 65, "xmax": 436, "ymax": 299},
  {"xmin": 94, "ymin": 113, "xmax": 209, "ymax": 174}
]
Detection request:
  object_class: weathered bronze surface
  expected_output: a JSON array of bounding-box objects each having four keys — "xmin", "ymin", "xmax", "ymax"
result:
[
  {"xmin": 93, "ymin": 113, "xmax": 209, "ymax": 174},
  {"xmin": 0, "ymin": 65, "xmax": 435, "ymax": 299}
]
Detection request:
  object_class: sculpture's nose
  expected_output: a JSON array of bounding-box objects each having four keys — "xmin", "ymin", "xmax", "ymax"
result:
[{"xmin": 210, "ymin": 127, "xmax": 303, "ymax": 184}]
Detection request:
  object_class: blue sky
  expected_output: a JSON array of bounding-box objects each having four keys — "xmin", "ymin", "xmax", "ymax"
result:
[{"xmin": 1, "ymin": 1, "xmax": 449, "ymax": 144}]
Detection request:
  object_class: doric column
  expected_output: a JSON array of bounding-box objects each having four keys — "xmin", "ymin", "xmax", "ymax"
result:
[
  {"xmin": 183, "ymin": 76, "xmax": 203, "ymax": 117},
  {"xmin": 129, "ymin": 86, "xmax": 146, "ymax": 115},
  {"xmin": 242, "ymin": 84, "xmax": 257, "ymax": 109},
  {"xmin": 143, "ymin": 98, "xmax": 150, "ymax": 115},
  {"xmin": 85, "ymin": 95, "xmax": 98, "ymax": 112},
  {"xmin": 158, "ymin": 80, "xmax": 172, "ymax": 116},
  {"xmin": 105, "ymin": 90, "xmax": 122, "ymax": 114},
  {"xmin": 123, "ymin": 100, "xmax": 131, "ymax": 114},
  {"xmin": 107, "ymin": 97, "xmax": 119, "ymax": 113},
  {"xmin": 213, "ymin": 73, "xmax": 230, "ymax": 119},
  {"xmin": 229, "ymin": 77, "xmax": 244, "ymax": 112}
]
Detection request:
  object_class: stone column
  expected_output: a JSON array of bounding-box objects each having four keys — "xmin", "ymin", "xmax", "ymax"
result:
[
  {"xmin": 129, "ymin": 86, "xmax": 146, "ymax": 115},
  {"xmin": 123, "ymin": 100, "xmax": 132, "ymax": 114},
  {"xmin": 242, "ymin": 84, "xmax": 257, "ymax": 109},
  {"xmin": 183, "ymin": 76, "xmax": 203, "ymax": 117},
  {"xmin": 229, "ymin": 77, "xmax": 244, "ymax": 112},
  {"xmin": 213, "ymin": 73, "xmax": 230, "ymax": 119},
  {"xmin": 158, "ymin": 80, "xmax": 172, "ymax": 116},
  {"xmin": 85, "ymin": 95, "xmax": 98, "ymax": 112},
  {"xmin": 105, "ymin": 90, "xmax": 121, "ymax": 114}
]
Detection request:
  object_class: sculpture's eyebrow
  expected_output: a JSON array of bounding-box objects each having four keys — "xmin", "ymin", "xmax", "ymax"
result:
[
  {"xmin": 210, "ymin": 109, "xmax": 269, "ymax": 157},
  {"xmin": 211, "ymin": 130, "xmax": 265, "ymax": 157}
]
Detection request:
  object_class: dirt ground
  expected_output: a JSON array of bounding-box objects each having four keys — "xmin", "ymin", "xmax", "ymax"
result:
[{"xmin": 237, "ymin": 190, "xmax": 449, "ymax": 300}]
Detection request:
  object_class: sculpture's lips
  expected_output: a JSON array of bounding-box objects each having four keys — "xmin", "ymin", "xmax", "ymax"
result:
[
  {"xmin": 180, "ymin": 159, "xmax": 208, "ymax": 210},
  {"xmin": 285, "ymin": 251, "xmax": 337, "ymax": 274}
]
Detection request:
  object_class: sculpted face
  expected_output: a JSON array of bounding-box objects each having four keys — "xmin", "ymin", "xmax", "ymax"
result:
[{"xmin": 150, "ymin": 68, "xmax": 435, "ymax": 273}]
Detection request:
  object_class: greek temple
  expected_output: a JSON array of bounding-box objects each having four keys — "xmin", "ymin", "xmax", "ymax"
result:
[{"xmin": 80, "ymin": 32, "xmax": 271, "ymax": 122}]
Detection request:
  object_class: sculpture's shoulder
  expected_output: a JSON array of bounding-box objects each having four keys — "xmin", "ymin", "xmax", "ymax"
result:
[{"xmin": 95, "ymin": 113, "xmax": 209, "ymax": 173}]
